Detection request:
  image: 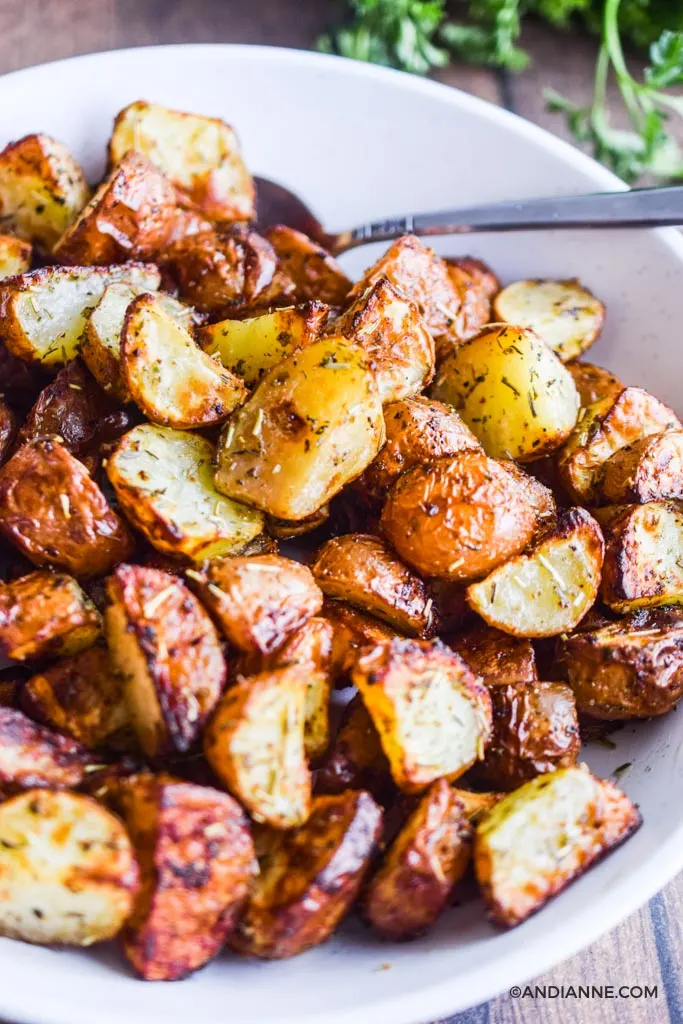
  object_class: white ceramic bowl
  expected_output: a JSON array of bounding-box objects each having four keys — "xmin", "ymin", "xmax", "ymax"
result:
[{"xmin": 0, "ymin": 43, "xmax": 682, "ymax": 1024}]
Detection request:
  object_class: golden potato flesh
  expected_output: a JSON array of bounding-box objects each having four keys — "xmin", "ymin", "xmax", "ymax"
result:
[
  {"xmin": 467, "ymin": 508, "xmax": 604, "ymax": 638},
  {"xmin": 567, "ymin": 361, "xmax": 624, "ymax": 408},
  {"xmin": 380, "ymin": 452, "xmax": 536, "ymax": 583},
  {"xmin": 474, "ymin": 764, "xmax": 641, "ymax": 927},
  {"xmin": 0, "ymin": 789, "xmax": 138, "ymax": 945},
  {"xmin": 493, "ymin": 278, "xmax": 605, "ymax": 362},
  {"xmin": 214, "ymin": 336, "xmax": 385, "ymax": 520},
  {"xmin": 600, "ymin": 501, "xmax": 683, "ymax": 612},
  {"xmin": 264, "ymin": 225, "xmax": 351, "ymax": 305},
  {"xmin": 0, "ymin": 234, "xmax": 31, "ymax": 279},
  {"xmin": 431, "ymin": 324, "xmax": 580, "ymax": 462},
  {"xmin": 450, "ymin": 624, "xmax": 538, "ymax": 684},
  {"xmin": 352, "ymin": 638, "xmax": 492, "ymax": 793},
  {"xmin": 0, "ymin": 570, "xmax": 101, "ymax": 662},
  {"xmin": 599, "ymin": 430, "xmax": 683, "ymax": 504}
]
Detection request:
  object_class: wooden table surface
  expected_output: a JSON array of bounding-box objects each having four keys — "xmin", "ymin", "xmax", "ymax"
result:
[{"xmin": 0, "ymin": 1, "xmax": 680, "ymax": 1022}]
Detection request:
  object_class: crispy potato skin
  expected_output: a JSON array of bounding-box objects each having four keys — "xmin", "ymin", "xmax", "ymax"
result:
[
  {"xmin": 499, "ymin": 460, "xmax": 557, "ymax": 534},
  {"xmin": 315, "ymin": 696, "xmax": 395, "ymax": 805},
  {"xmin": 195, "ymin": 554, "xmax": 323, "ymax": 654},
  {"xmin": 0, "ymin": 570, "xmax": 101, "ymax": 661},
  {"xmin": 450, "ymin": 624, "xmax": 538, "ymax": 684},
  {"xmin": 0, "ymin": 341, "xmax": 47, "ymax": 413},
  {"xmin": 438, "ymin": 256, "xmax": 499, "ymax": 361},
  {"xmin": 113, "ymin": 774, "xmax": 255, "ymax": 981},
  {"xmin": 311, "ymin": 534, "xmax": 436, "ymax": 637},
  {"xmin": 380, "ymin": 453, "xmax": 536, "ymax": 583},
  {"xmin": 264, "ymin": 225, "xmax": 351, "ymax": 305},
  {"xmin": 0, "ymin": 438, "xmax": 134, "ymax": 577},
  {"xmin": 362, "ymin": 778, "xmax": 472, "ymax": 940},
  {"xmin": 598, "ymin": 430, "xmax": 683, "ymax": 504},
  {"xmin": 600, "ymin": 501, "xmax": 683, "ymax": 612},
  {"xmin": 231, "ymin": 790, "xmax": 382, "ymax": 959},
  {"xmin": 0, "ymin": 397, "xmax": 16, "ymax": 465},
  {"xmin": 559, "ymin": 608, "xmax": 683, "ymax": 719},
  {"xmin": 105, "ymin": 565, "xmax": 226, "ymax": 757},
  {"xmin": 567, "ymin": 361, "xmax": 624, "ymax": 408},
  {"xmin": 266, "ymin": 505, "xmax": 330, "ymax": 539},
  {"xmin": 322, "ymin": 599, "xmax": 400, "ymax": 680},
  {"xmin": 0, "ymin": 706, "xmax": 95, "ymax": 791},
  {"xmin": 474, "ymin": 765, "xmax": 641, "ymax": 928}
]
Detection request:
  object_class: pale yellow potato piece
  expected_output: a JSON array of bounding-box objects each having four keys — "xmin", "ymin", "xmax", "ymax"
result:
[
  {"xmin": 493, "ymin": 279, "xmax": 605, "ymax": 362},
  {"xmin": 0, "ymin": 234, "xmax": 31, "ymax": 279},
  {"xmin": 601, "ymin": 501, "xmax": 683, "ymax": 613}
]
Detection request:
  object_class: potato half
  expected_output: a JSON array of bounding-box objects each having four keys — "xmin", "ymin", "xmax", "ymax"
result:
[
  {"xmin": 0, "ymin": 234, "xmax": 31, "ymax": 278},
  {"xmin": 0, "ymin": 707, "xmax": 96, "ymax": 792},
  {"xmin": 0, "ymin": 570, "xmax": 101, "ymax": 662},
  {"xmin": 598, "ymin": 430, "xmax": 683, "ymax": 504},
  {"xmin": 265, "ymin": 225, "xmax": 351, "ymax": 305},
  {"xmin": 567, "ymin": 361, "xmax": 624, "ymax": 408},
  {"xmin": 600, "ymin": 501, "xmax": 683, "ymax": 612},
  {"xmin": 493, "ymin": 278, "xmax": 605, "ymax": 362}
]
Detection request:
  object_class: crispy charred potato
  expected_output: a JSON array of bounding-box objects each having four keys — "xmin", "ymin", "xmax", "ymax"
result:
[
  {"xmin": 197, "ymin": 302, "xmax": 328, "ymax": 387},
  {"xmin": 121, "ymin": 293, "xmax": 246, "ymax": 428},
  {"xmin": 111, "ymin": 773, "xmax": 255, "ymax": 980},
  {"xmin": 0, "ymin": 789, "xmax": 138, "ymax": 945},
  {"xmin": 105, "ymin": 565, "xmax": 226, "ymax": 757},
  {"xmin": 493, "ymin": 279, "xmax": 605, "ymax": 362},
  {"xmin": 600, "ymin": 501, "xmax": 683, "ymax": 612},
  {"xmin": 0, "ymin": 262, "xmax": 160, "ymax": 368},
  {"xmin": 474, "ymin": 764, "xmax": 641, "ymax": 927},
  {"xmin": 452, "ymin": 788, "xmax": 504, "ymax": 824},
  {"xmin": 21, "ymin": 644, "xmax": 129, "ymax": 749},
  {"xmin": 380, "ymin": 452, "xmax": 536, "ymax": 583},
  {"xmin": 438, "ymin": 255, "xmax": 500, "ymax": 361},
  {"xmin": 322, "ymin": 599, "xmax": 401, "ymax": 679},
  {"xmin": 0, "ymin": 341, "xmax": 47, "ymax": 412},
  {"xmin": 0, "ymin": 570, "xmax": 101, "ymax": 661},
  {"xmin": 362, "ymin": 778, "xmax": 472, "ymax": 940},
  {"xmin": 0, "ymin": 397, "xmax": 15, "ymax": 465},
  {"xmin": 203, "ymin": 666, "xmax": 311, "ymax": 829},
  {"xmin": 431, "ymin": 324, "xmax": 580, "ymax": 462},
  {"xmin": 311, "ymin": 533, "xmax": 436, "ymax": 637},
  {"xmin": 214, "ymin": 336, "xmax": 384, "ymax": 520},
  {"xmin": 559, "ymin": 608, "xmax": 683, "ymax": 718},
  {"xmin": 109, "ymin": 100, "xmax": 255, "ymax": 224},
  {"xmin": 0, "ymin": 706, "xmax": 95, "ymax": 791},
  {"xmin": 0, "ymin": 234, "xmax": 31, "ymax": 278},
  {"xmin": 0, "ymin": 134, "xmax": 89, "ymax": 249},
  {"xmin": 264, "ymin": 225, "xmax": 351, "ymax": 305},
  {"xmin": 428, "ymin": 578, "xmax": 470, "ymax": 635},
  {"xmin": 333, "ymin": 278, "xmax": 435, "ymax": 403},
  {"xmin": 315, "ymin": 695, "xmax": 395, "ymax": 804},
  {"xmin": 467, "ymin": 508, "xmax": 604, "ymax": 638},
  {"xmin": 0, "ymin": 438, "xmax": 133, "ymax": 576},
  {"xmin": 568, "ymin": 361, "xmax": 624, "ymax": 408},
  {"xmin": 450, "ymin": 624, "xmax": 538, "ymax": 684},
  {"xmin": 107, "ymin": 425, "xmax": 264, "ymax": 563},
  {"xmin": 352, "ymin": 638, "xmax": 492, "ymax": 793},
  {"xmin": 54, "ymin": 152, "xmax": 176, "ymax": 265},
  {"xmin": 192, "ymin": 553, "xmax": 322, "ymax": 654},
  {"xmin": 232, "ymin": 790, "xmax": 382, "ymax": 959},
  {"xmin": 499, "ymin": 460, "xmax": 558, "ymax": 534},
  {"xmin": 598, "ymin": 430, "xmax": 683, "ymax": 504},
  {"xmin": 557, "ymin": 387, "xmax": 682, "ymax": 504}
]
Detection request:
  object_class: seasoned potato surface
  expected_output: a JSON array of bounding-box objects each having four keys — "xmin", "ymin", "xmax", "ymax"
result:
[
  {"xmin": 600, "ymin": 501, "xmax": 683, "ymax": 612},
  {"xmin": 265, "ymin": 225, "xmax": 351, "ymax": 305},
  {"xmin": 450, "ymin": 624, "xmax": 538, "ymax": 684},
  {"xmin": 0, "ymin": 571, "xmax": 101, "ymax": 661},
  {"xmin": 493, "ymin": 278, "xmax": 605, "ymax": 362},
  {"xmin": 599, "ymin": 430, "xmax": 683, "ymax": 504}
]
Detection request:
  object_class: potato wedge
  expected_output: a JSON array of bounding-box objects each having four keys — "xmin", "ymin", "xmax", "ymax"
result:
[
  {"xmin": 203, "ymin": 666, "xmax": 311, "ymax": 829},
  {"xmin": 438, "ymin": 255, "xmax": 500, "ymax": 361},
  {"xmin": 450, "ymin": 624, "xmax": 538, "ymax": 684},
  {"xmin": 568, "ymin": 360, "xmax": 624, "ymax": 408},
  {"xmin": 380, "ymin": 452, "xmax": 536, "ymax": 583},
  {"xmin": 265, "ymin": 225, "xmax": 351, "ymax": 305},
  {"xmin": 310, "ymin": 533, "xmax": 436, "ymax": 637},
  {"xmin": 600, "ymin": 501, "xmax": 683, "ymax": 612},
  {"xmin": 0, "ymin": 234, "xmax": 31, "ymax": 278},
  {"xmin": 109, "ymin": 100, "xmax": 255, "ymax": 223},
  {"xmin": 352, "ymin": 638, "xmax": 492, "ymax": 793},
  {"xmin": 557, "ymin": 386, "xmax": 682, "ymax": 504},
  {"xmin": 0, "ymin": 134, "xmax": 89, "ymax": 249},
  {"xmin": 315, "ymin": 695, "xmax": 395, "ymax": 805},
  {"xmin": 0, "ymin": 262, "xmax": 160, "ymax": 368},
  {"xmin": 362, "ymin": 778, "xmax": 472, "ymax": 940},
  {"xmin": 0, "ymin": 570, "xmax": 100, "ymax": 662},
  {"xmin": 0, "ymin": 789, "xmax": 138, "ymax": 945},
  {"xmin": 431, "ymin": 324, "xmax": 580, "ymax": 462},
  {"xmin": 0, "ymin": 707, "xmax": 95, "ymax": 791},
  {"xmin": 498, "ymin": 459, "xmax": 558, "ymax": 534},
  {"xmin": 214, "ymin": 336, "xmax": 384, "ymax": 520},
  {"xmin": 105, "ymin": 565, "xmax": 226, "ymax": 757},
  {"xmin": 467, "ymin": 508, "xmax": 604, "ymax": 638},
  {"xmin": 107, "ymin": 425, "xmax": 264, "ymax": 563},
  {"xmin": 112, "ymin": 773, "xmax": 255, "ymax": 980},
  {"xmin": 0, "ymin": 438, "xmax": 133, "ymax": 577},
  {"xmin": 598, "ymin": 430, "xmax": 683, "ymax": 504},
  {"xmin": 474, "ymin": 764, "xmax": 641, "ymax": 927},
  {"xmin": 231, "ymin": 790, "xmax": 382, "ymax": 959},
  {"xmin": 493, "ymin": 279, "xmax": 605, "ymax": 362},
  {"xmin": 322, "ymin": 599, "xmax": 401, "ymax": 679},
  {"xmin": 197, "ymin": 302, "xmax": 328, "ymax": 387},
  {"xmin": 191, "ymin": 553, "xmax": 322, "ymax": 654}
]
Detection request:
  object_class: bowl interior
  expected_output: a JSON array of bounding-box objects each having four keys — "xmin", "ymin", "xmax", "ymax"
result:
[{"xmin": 0, "ymin": 44, "xmax": 682, "ymax": 1024}]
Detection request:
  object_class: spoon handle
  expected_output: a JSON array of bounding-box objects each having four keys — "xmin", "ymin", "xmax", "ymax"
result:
[{"xmin": 336, "ymin": 185, "xmax": 683, "ymax": 252}]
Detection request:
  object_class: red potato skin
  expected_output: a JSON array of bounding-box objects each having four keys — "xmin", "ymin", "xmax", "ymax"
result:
[
  {"xmin": 264, "ymin": 225, "xmax": 351, "ymax": 306},
  {"xmin": 0, "ymin": 706, "xmax": 95, "ymax": 791},
  {"xmin": 322, "ymin": 599, "xmax": 400, "ymax": 681},
  {"xmin": 0, "ymin": 570, "xmax": 101, "ymax": 662},
  {"xmin": 314, "ymin": 696, "xmax": 396, "ymax": 807},
  {"xmin": 450, "ymin": 625, "xmax": 538, "ymax": 684}
]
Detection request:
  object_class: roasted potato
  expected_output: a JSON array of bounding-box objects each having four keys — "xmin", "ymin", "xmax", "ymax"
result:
[
  {"xmin": 557, "ymin": 386, "xmax": 682, "ymax": 504},
  {"xmin": 54, "ymin": 152, "xmax": 176, "ymax": 265},
  {"xmin": 600, "ymin": 501, "xmax": 683, "ymax": 612},
  {"xmin": 322, "ymin": 599, "xmax": 401, "ymax": 679},
  {"xmin": 0, "ymin": 340, "xmax": 47, "ymax": 412},
  {"xmin": 203, "ymin": 666, "xmax": 311, "ymax": 829},
  {"xmin": 439, "ymin": 255, "xmax": 500, "ymax": 361},
  {"xmin": 431, "ymin": 324, "xmax": 580, "ymax": 462},
  {"xmin": 428, "ymin": 578, "xmax": 471, "ymax": 635},
  {"xmin": 493, "ymin": 279, "xmax": 605, "ymax": 362},
  {"xmin": 332, "ymin": 277, "xmax": 435, "ymax": 403},
  {"xmin": 0, "ymin": 706, "xmax": 95, "ymax": 791},
  {"xmin": 0, "ymin": 570, "xmax": 101, "ymax": 661},
  {"xmin": 559, "ymin": 608, "xmax": 683, "ymax": 718},
  {"xmin": 0, "ymin": 789, "xmax": 138, "ymax": 945},
  {"xmin": 266, "ymin": 506, "xmax": 330, "ymax": 539},
  {"xmin": 362, "ymin": 778, "xmax": 472, "ymax": 940},
  {"xmin": 197, "ymin": 302, "xmax": 328, "ymax": 387},
  {"xmin": 0, "ymin": 234, "xmax": 31, "ymax": 278},
  {"xmin": 499, "ymin": 459, "xmax": 558, "ymax": 534},
  {"xmin": 121, "ymin": 293, "xmax": 246, "ymax": 428},
  {"xmin": 598, "ymin": 430, "xmax": 683, "ymax": 504},
  {"xmin": 109, "ymin": 100, "xmax": 255, "ymax": 224},
  {"xmin": 467, "ymin": 508, "xmax": 604, "ymax": 638},
  {"xmin": 474, "ymin": 764, "xmax": 641, "ymax": 927},
  {"xmin": 568, "ymin": 360, "xmax": 624, "ymax": 408},
  {"xmin": 452, "ymin": 787, "xmax": 504, "ymax": 824},
  {"xmin": 214, "ymin": 336, "xmax": 384, "ymax": 520},
  {"xmin": 0, "ymin": 262, "xmax": 161, "ymax": 368},
  {"xmin": 352, "ymin": 638, "xmax": 492, "ymax": 793},
  {"xmin": 0, "ymin": 438, "xmax": 133, "ymax": 577},
  {"xmin": 105, "ymin": 565, "xmax": 226, "ymax": 757},
  {"xmin": 315, "ymin": 695, "xmax": 395, "ymax": 805},
  {"xmin": 450, "ymin": 624, "xmax": 538, "ymax": 684},
  {"xmin": 0, "ymin": 133, "xmax": 89, "ymax": 249},
  {"xmin": 107, "ymin": 425, "xmax": 264, "ymax": 563},
  {"xmin": 310, "ymin": 533, "xmax": 436, "ymax": 637},
  {"xmin": 380, "ymin": 452, "xmax": 536, "ymax": 583},
  {"xmin": 264, "ymin": 225, "xmax": 351, "ymax": 305},
  {"xmin": 191, "ymin": 553, "xmax": 322, "ymax": 654},
  {"xmin": 0, "ymin": 397, "xmax": 15, "ymax": 465},
  {"xmin": 231, "ymin": 790, "xmax": 382, "ymax": 959},
  {"xmin": 112, "ymin": 773, "xmax": 255, "ymax": 980}
]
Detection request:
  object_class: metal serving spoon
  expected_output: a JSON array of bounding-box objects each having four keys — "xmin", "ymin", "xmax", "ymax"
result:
[{"xmin": 254, "ymin": 177, "xmax": 683, "ymax": 255}]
